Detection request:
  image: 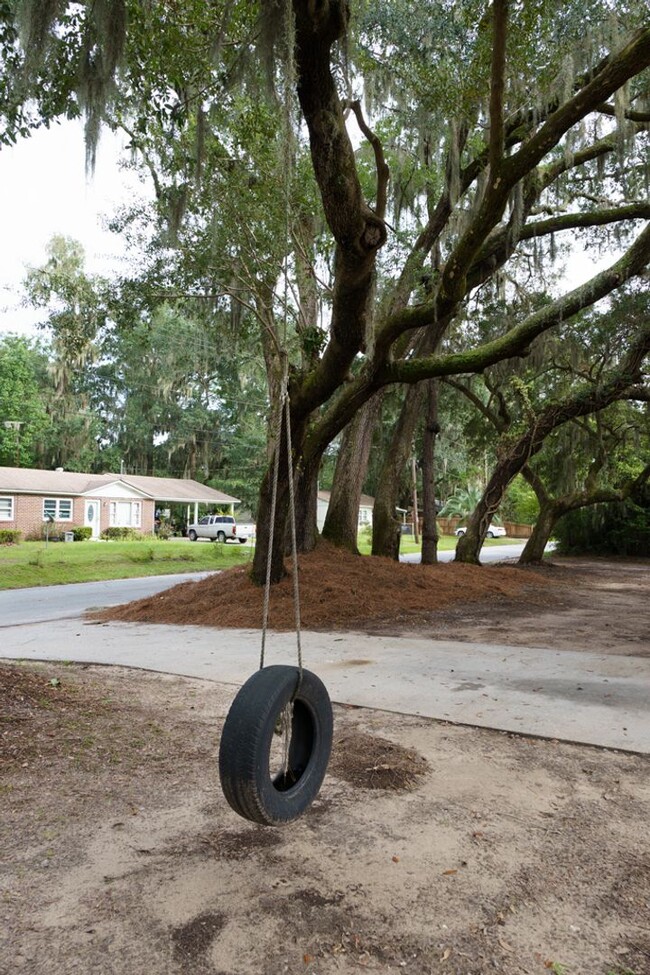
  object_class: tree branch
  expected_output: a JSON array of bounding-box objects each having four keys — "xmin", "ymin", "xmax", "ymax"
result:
[
  {"xmin": 468, "ymin": 202, "xmax": 650, "ymax": 287},
  {"xmin": 382, "ymin": 220, "xmax": 650, "ymax": 383},
  {"xmin": 373, "ymin": 29, "xmax": 650, "ymax": 361},
  {"xmin": 488, "ymin": 0, "xmax": 508, "ymax": 174},
  {"xmin": 597, "ymin": 102, "xmax": 650, "ymax": 123},
  {"xmin": 345, "ymin": 98, "xmax": 390, "ymax": 219},
  {"xmin": 441, "ymin": 377, "xmax": 505, "ymax": 431}
]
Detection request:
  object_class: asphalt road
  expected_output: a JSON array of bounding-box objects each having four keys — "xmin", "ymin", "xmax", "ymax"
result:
[
  {"xmin": 400, "ymin": 541, "xmax": 529, "ymax": 563},
  {"xmin": 0, "ymin": 572, "xmax": 215, "ymax": 627}
]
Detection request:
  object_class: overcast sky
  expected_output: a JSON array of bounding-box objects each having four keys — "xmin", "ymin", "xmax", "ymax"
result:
[{"xmin": 0, "ymin": 119, "xmax": 146, "ymax": 336}]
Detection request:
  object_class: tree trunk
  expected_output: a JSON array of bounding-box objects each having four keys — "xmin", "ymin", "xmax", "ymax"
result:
[
  {"xmin": 421, "ymin": 380, "xmax": 440, "ymax": 564},
  {"xmin": 293, "ymin": 453, "xmax": 321, "ymax": 554},
  {"xmin": 251, "ymin": 408, "xmax": 307, "ymax": 585},
  {"xmin": 454, "ymin": 461, "xmax": 514, "ymax": 564},
  {"xmin": 322, "ymin": 392, "xmax": 383, "ymax": 553},
  {"xmin": 251, "ymin": 454, "xmax": 291, "ymax": 585},
  {"xmin": 518, "ymin": 501, "xmax": 561, "ymax": 564},
  {"xmin": 517, "ymin": 465, "xmax": 649, "ymax": 566},
  {"xmin": 372, "ymin": 383, "xmax": 427, "ymax": 559}
]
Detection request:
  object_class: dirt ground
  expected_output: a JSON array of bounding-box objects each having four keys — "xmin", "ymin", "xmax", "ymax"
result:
[{"xmin": 3, "ymin": 552, "xmax": 649, "ymax": 975}]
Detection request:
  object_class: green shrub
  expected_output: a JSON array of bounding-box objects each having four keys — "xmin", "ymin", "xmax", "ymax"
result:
[
  {"xmin": 72, "ymin": 526, "xmax": 93, "ymax": 541},
  {"xmin": 101, "ymin": 527, "xmax": 141, "ymax": 541},
  {"xmin": 0, "ymin": 529, "xmax": 21, "ymax": 545},
  {"xmin": 503, "ymin": 475, "xmax": 540, "ymax": 524},
  {"xmin": 554, "ymin": 492, "xmax": 650, "ymax": 558}
]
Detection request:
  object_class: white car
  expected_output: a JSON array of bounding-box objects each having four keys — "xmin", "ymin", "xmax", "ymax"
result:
[{"xmin": 455, "ymin": 524, "xmax": 506, "ymax": 539}]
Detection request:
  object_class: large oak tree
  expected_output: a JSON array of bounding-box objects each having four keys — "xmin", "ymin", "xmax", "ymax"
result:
[{"xmin": 5, "ymin": 0, "xmax": 650, "ymax": 581}]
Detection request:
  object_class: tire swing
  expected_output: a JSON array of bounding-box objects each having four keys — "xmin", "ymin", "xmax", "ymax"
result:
[
  {"xmin": 219, "ymin": 367, "xmax": 333, "ymax": 826},
  {"xmin": 219, "ymin": 5, "xmax": 332, "ymax": 824}
]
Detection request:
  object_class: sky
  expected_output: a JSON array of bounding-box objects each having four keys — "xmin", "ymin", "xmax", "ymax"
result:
[{"xmin": 0, "ymin": 119, "xmax": 147, "ymax": 336}]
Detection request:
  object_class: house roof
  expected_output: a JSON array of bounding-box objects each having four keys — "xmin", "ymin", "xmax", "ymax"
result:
[
  {"xmin": 317, "ymin": 489, "xmax": 375, "ymax": 508},
  {"xmin": 0, "ymin": 467, "xmax": 240, "ymax": 505}
]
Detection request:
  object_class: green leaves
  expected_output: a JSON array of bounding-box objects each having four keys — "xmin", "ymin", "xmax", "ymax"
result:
[{"xmin": 0, "ymin": 335, "xmax": 51, "ymax": 467}]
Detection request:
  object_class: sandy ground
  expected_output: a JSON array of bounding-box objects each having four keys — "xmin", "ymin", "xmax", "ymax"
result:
[{"xmin": 2, "ymin": 555, "xmax": 649, "ymax": 975}]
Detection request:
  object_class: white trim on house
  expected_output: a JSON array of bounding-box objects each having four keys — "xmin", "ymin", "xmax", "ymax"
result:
[
  {"xmin": 84, "ymin": 481, "xmax": 151, "ymax": 500},
  {"xmin": 109, "ymin": 499, "xmax": 142, "ymax": 528}
]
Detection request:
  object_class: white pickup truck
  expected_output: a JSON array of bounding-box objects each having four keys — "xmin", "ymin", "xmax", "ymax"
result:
[
  {"xmin": 187, "ymin": 515, "xmax": 255, "ymax": 544},
  {"xmin": 235, "ymin": 522, "xmax": 256, "ymax": 543}
]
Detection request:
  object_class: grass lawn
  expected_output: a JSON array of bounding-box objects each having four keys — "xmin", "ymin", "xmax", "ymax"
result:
[
  {"xmin": 0, "ymin": 538, "xmax": 253, "ymax": 590},
  {"xmin": 357, "ymin": 533, "xmax": 515, "ymax": 555}
]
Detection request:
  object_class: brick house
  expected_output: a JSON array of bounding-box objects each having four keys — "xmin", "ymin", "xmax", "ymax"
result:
[{"xmin": 0, "ymin": 466, "xmax": 240, "ymax": 539}]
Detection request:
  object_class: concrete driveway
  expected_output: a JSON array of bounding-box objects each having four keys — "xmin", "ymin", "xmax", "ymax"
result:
[{"xmin": 2, "ymin": 574, "xmax": 648, "ymax": 755}]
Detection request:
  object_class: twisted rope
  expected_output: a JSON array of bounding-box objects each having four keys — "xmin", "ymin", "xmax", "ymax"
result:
[{"xmin": 259, "ymin": 0, "xmax": 302, "ymax": 688}]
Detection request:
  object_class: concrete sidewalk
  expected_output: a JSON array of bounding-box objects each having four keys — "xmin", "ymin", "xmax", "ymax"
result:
[{"xmin": 2, "ymin": 618, "xmax": 648, "ymax": 754}]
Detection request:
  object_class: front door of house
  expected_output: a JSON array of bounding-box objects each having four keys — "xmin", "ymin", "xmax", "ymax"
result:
[{"xmin": 84, "ymin": 500, "xmax": 100, "ymax": 539}]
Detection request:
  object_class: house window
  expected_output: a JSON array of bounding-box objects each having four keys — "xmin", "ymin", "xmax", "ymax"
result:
[
  {"xmin": 109, "ymin": 501, "xmax": 141, "ymax": 528},
  {"xmin": 43, "ymin": 498, "xmax": 73, "ymax": 521},
  {"xmin": 0, "ymin": 496, "xmax": 14, "ymax": 521}
]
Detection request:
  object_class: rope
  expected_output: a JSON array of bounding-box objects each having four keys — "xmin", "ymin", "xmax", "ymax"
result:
[
  {"xmin": 284, "ymin": 385, "xmax": 303, "ymax": 677},
  {"xmin": 259, "ymin": 366, "xmax": 303, "ymax": 680},
  {"xmin": 259, "ymin": 0, "xmax": 303, "ymax": 684},
  {"xmin": 259, "ymin": 358, "xmax": 287, "ymax": 671}
]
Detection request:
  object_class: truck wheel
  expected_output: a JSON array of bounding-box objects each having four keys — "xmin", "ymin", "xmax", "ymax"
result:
[
  {"xmin": 188, "ymin": 530, "xmax": 197, "ymax": 541},
  {"xmin": 219, "ymin": 666, "xmax": 333, "ymax": 826},
  {"xmin": 217, "ymin": 531, "xmax": 226, "ymax": 543},
  {"xmin": 238, "ymin": 538, "xmax": 246, "ymax": 544}
]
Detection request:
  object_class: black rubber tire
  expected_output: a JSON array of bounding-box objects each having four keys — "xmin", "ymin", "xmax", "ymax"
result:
[
  {"xmin": 188, "ymin": 530, "xmax": 197, "ymax": 541},
  {"xmin": 217, "ymin": 531, "xmax": 226, "ymax": 543},
  {"xmin": 486, "ymin": 530, "xmax": 494, "ymax": 538},
  {"xmin": 219, "ymin": 665, "xmax": 333, "ymax": 826}
]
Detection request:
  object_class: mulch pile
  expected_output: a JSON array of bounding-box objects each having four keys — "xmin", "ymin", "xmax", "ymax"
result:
[
  {"xmin": 330, "ymin": 730, "xmax": 430, "ymax": 791},
  {"xmin": 98, "ymin": 539, "xmax": 553, "ymax": 631}
]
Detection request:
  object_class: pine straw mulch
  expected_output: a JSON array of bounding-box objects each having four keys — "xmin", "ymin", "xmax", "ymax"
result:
[{"xmin": 96, "ymin": 539, "xmax": 554, "ymax": 632}]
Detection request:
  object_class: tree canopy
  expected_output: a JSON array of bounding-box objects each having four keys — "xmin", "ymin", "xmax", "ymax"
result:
[{"xmin": 2, "ymin": 0, "xmax": 649, "ymax": 576}]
